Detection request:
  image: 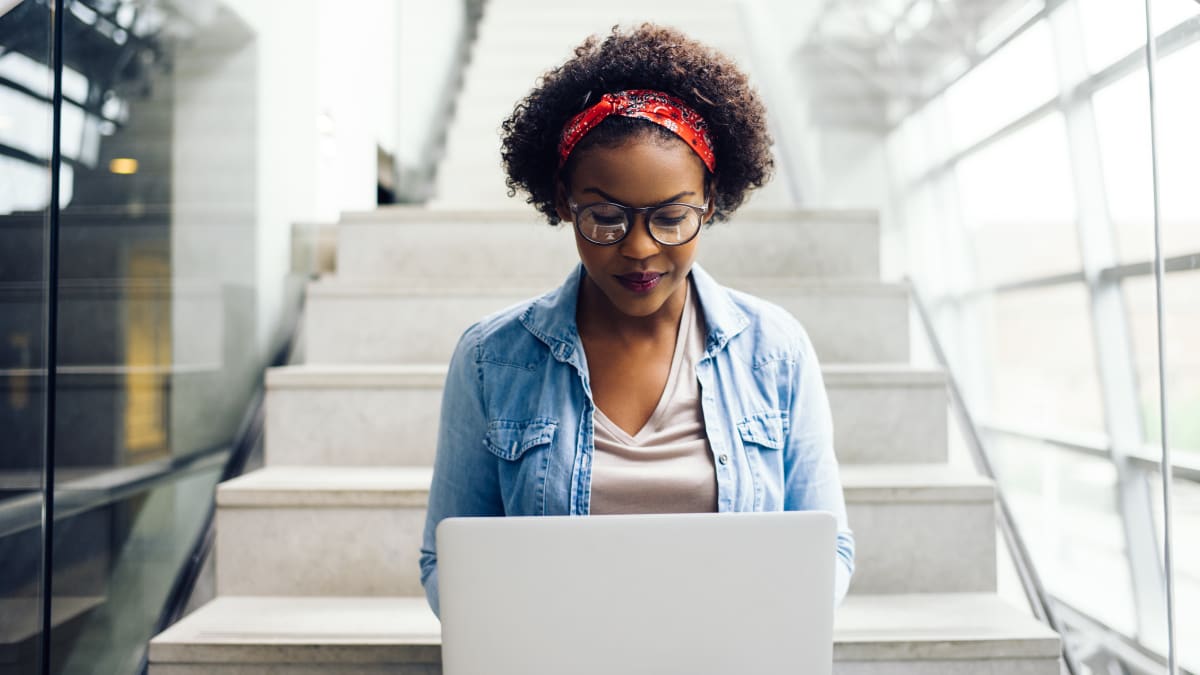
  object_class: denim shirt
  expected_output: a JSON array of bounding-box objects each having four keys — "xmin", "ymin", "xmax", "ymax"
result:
[{"xmin": 419, "ymin": 263, "xmax": 855, "ymax": 616}]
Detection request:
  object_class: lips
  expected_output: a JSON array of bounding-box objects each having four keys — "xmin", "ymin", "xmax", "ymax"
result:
[{"xmin": 615, "ymin": 271, "xmax": 664, "ymax": 293}]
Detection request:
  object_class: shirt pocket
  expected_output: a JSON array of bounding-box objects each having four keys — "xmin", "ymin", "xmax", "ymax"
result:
[
  {"xmin": 484, "ymin": 418, "xmax": 558, "ymax": 460},
  {"xmin": 736, "ymin": 411, "xmax": 787, "ymax": 510},
  {"xmin": 483, "ymin": 418, "xmax": 558, "ymax": 515}
]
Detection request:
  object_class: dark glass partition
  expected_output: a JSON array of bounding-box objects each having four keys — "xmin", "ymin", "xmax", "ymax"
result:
[
  {"xmin": 2, "ymin": 1, "xmax": 266, "ymax": 672},
  {"xmin": 0, "ymin": 1, "xmax": 53, "ymax": 672}
]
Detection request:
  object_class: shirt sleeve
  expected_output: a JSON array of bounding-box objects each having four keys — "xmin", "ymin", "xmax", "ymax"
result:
[
  {"xmin": 783, "ymin": 328, "xmax": 855, "ymax": 608},
  {"xmin": 419, "ymin": 325, "xmax": 504, "ymax": 618}
]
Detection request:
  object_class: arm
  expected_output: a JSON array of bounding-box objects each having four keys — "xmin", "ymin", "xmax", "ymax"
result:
[
  {"xmin": 783, "ymin": 330, "xmax": 855, "ymax": 607},
  {"xmin": 420, "ymin": 325, "xmax": 504, "ymax": 618}
]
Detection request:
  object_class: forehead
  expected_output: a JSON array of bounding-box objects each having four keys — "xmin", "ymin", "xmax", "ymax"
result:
[{"xmin": 567, "ymin": 136, "xmax": 707, "ymax": 205}]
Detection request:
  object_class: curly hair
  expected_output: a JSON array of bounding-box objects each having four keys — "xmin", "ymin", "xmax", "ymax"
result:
[{"xmin": 500, "ymin": 23, "xmax": 774, "ymax": 225}]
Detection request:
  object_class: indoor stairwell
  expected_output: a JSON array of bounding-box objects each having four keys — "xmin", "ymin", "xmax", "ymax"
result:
[
  {"xmin": 146, "ymin": 207, "xmax": 1063, "ymax": 675},
  {"xmin": 147, "ymin": 1, "xmax": 1065, "ymax": 673}
]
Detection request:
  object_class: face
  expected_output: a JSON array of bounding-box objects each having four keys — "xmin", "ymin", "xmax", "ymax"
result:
[{"xmin": 556, "ymin": 135, "xmax": 714, "ymax": 321}]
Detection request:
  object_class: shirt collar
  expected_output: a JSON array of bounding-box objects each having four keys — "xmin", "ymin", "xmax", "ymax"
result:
[{"xmin": 519, "ymin": 262, "xmax": 750, "ymax": 365}]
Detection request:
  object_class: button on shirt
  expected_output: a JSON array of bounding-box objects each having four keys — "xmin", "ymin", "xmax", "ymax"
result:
[{"xmin": 419, "ymin": 263, "xmax": 855, "ymax": 617}]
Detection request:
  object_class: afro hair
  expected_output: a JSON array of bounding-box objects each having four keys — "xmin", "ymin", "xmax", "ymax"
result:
[{"xmin": 499, "ymin": 23, "xmax": 775, "ymax": 224}]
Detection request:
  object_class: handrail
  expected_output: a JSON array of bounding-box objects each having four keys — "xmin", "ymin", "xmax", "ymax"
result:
[
  {"xmin": 1050, "ymin": 595, "xmax": 1198, "ymax": 675},
  {"xmin": 0, "ymin": 449, "xmax": 229, "ymax": 540},
  {"xmin": 906, "ymin": 277, "xmax": 1080, "ymax": 675}
]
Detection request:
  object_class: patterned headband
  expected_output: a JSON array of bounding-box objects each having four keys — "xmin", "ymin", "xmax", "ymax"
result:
[{"xmin": 557, "ymin": 89, "xmax": 716, "ymax": 173}]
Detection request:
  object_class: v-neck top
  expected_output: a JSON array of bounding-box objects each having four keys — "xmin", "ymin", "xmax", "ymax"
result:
[{"xmin": 589, "ymin": 281, "xmax": 718, "ymax": 515}]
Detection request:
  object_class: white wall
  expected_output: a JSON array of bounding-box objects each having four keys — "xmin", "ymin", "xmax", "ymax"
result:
[
  {"xmin": 214, "ymin": 0, "xmax": 428, "ymax": 352},
  {"xmin": 173, "ymin": 0, "xmax": 466, "ymax": 353},
  {"xmin": 395, "ymin": 0, "xmax": 466, "ymax": 170}
]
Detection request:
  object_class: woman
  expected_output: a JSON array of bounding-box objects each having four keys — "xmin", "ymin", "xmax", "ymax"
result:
[{"xmin": 420, "ymin": 23, "xmax": 854, "ymax": 616}]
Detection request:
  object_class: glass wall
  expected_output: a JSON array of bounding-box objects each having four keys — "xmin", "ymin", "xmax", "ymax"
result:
[
  {"xmin": 886, "ymin": 0, "xmax": 1198, "ymax": 670},
  {"xmin": 0, "ymin": 1, "xmax": 52, "ymax": 672},
  {"xmin": 1, "ymin": 1, "xmax": 472, "ymax": 672},
  {"xmin": 1, "ymin": 1, "xmax": 266, "ymax": 672}
]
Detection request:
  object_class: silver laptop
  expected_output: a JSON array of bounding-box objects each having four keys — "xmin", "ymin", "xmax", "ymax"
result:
[{"xmin": 437, "ymin": 511, "xmax": 836, "ymax": 675}]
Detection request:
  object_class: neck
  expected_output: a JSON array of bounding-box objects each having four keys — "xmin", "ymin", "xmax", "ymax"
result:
[{"xmin": 577, "ymin": 275, "xmax": 687, "ymax": 344}]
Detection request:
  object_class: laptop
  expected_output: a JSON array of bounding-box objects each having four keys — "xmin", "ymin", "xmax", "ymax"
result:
[{"xmin": 436, "ymin": 511, "xmax": 836, "ymax": 675}]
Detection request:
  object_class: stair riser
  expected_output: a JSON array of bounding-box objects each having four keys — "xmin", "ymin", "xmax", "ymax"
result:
[
  {"xmin": 265, "ymin": 378, "xmax": 945, "ymax": 467},
  {"xmin": 846, "ymin": 500, "xmax": 996, "ymax": 594},
  {"xmin": 303, "ymin": 287, "xmax": 909, "ymax": 365},
  {"xmin": 265, "ymin": 386, "xmax": 440, "ymax": 467},
  {"xmin": 151, "ymin": 659, "xmax": 1059, "ymax": 675},
  {"xmin": 827, "ymin": 385, "xmax": 947, "ymax": 464},
  {"xmin": 150, "ymin": 666, "xmax": 439, "ymax": 675},
  {"xmin": 212, "ymin": 492, "xmax": 989, "ymax": 597},
  {"xmin": 836, "ymin": 660, "xmax": 1059, "ymax": 675},
  {"xmin": 335, "ymin": 221, "xmax": 880, "ymax": 282},
  {"xmin": 215, "ymin": 506, "xmax": 426, "ymax": 597}
]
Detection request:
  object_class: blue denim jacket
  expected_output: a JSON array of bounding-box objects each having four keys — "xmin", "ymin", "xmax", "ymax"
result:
[{"xmin": 419, "ymin": 263, "xmax": 855, "ymax": 616}]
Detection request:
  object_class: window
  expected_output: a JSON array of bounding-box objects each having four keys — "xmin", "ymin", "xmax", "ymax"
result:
[{"xmin": 955, "ymin": 113, "xmax": 1080, "ymax": 284}]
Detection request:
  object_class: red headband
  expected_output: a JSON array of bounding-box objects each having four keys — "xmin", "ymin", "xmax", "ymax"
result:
[{"xmin": 557, "ymin": 89, "xmax": 716, "ymax": 173}]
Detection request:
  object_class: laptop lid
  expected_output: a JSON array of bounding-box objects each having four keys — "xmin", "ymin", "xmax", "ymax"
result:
[{"xmin": 437, "ymin": 511, "xmax": 835, "ymax": 675}]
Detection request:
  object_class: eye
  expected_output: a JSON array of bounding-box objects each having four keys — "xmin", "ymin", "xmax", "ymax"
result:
[
  {"xmin": 583, "ymin": 204, "xmax": 627, "ymax": 226},
  {"xmin": 592, "ymin": 213, "xmax": 626, "ymax": 226},
  {"xmin": 650, "ymin": 205, "xmax": 693, "ymax": 228}
]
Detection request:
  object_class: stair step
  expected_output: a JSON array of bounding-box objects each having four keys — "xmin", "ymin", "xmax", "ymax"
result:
[
  {"xmin": 212, "ymin": 463, "xmax": 989, "ymax": 597},
  {"xmin": 214, "ymin": 467, "xmax": 432, "ymax": 598},
  {"xmin": 265, "ymin": 364, "xmax": 946, "ymax": 468},
  {"xmin": 824, "ymin": 364, "xmax": 948, "ymax": 465},
  {"xmin": 840, "ymin": 464, "xmax": 996, "ymax": 594},
  {"xmin": 303, "ymin": 278, "xmax": 910, "ymax": 365},
  {"xmin": 333, "ymin": 207, "xmax": 880, "ymax": 282},
  {"xmin": 148, "ymin": 593, "xmax": 1060, "ymax": 674}
]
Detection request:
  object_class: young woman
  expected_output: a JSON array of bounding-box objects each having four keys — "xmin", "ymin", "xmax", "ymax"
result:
[{"xmin": 420, "ymin": 23, "xmax": 854, "ymax": 616}]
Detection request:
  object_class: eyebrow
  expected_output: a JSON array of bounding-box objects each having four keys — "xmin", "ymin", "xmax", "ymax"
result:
[{"xmin": 580, "ymin": 188, "xmax": 695, "ymax": 206}]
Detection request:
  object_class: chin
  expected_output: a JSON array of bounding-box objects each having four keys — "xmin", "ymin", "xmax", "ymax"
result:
[{"xmin": 601, "ymin": 283, "xmax": 674, "ymax": 318}]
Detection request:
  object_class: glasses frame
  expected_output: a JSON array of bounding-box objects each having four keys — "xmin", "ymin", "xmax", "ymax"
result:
[{"xmin": 566, "ymin": 196, "xmax": 711, "ymax": 247}]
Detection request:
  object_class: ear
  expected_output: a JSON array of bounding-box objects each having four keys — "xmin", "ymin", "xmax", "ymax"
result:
[
  {"xmin": 702, "ymin": 181, "xmax": 717, "ymax": 224},
  {"xmin": 554, "ymin": 180, "xmax": 573, "ymax": 223}
]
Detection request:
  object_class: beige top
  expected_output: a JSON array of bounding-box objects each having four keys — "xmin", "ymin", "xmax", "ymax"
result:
[{"xmin": 589, "ymin": 281, "xmax": 718, "ymax": 515}]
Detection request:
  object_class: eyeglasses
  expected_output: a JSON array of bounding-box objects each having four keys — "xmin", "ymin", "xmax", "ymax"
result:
[{"xmin": 567, "ymin": 196, "xmax": 709, "ymax": 246}]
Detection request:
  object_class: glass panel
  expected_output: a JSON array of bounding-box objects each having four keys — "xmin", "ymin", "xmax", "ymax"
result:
[
  {"xmin": 1077, "ymin": 0, "xmax": 1195, "ymax": 75},
  {"xmin": 45, "ymin": 3, "xmax": 266, "ymax": 672},
  {"xmin": 1152, "ymin": 39, "xmax": 1200, "ymax": 262},
  {"xmin": 1147, "ymin": 472, "xmax": 1200, "ymax": 672},
  {"xmin": 1124, "ymin": 271, "xmax": 1200, "ymax": 459},
  {"xmin": 1094, "ymin": 42, "xmax": 1200, "ymax": 263},
  {"xmin": 974, "ymin": 284, "xmax": 1106, "ymax": 433},
  {"xmin": 1077, "ymin": 0, "xmax": 1150, "ymax": 74},
  {"xmin": 990, "ymin": 435, "xmax": 1138, "ymax": 635},
  {"xmin": 1150, "ymin": 0, "xmax": 1200, "ymax": 37},
  {"xmin": 946, "ymin": 19, "xmax": 1057, "ymax": 152},
  {"xmin": 1092, "ymin": 68, "xmax": 1152, "ymax": 264},
  {"xmin": 0, "ymin": 0, "xmax": 52, "ymax": 672},
  {"xmin": 48, "ymin": 462, "xmax": 226, "ymax": 674},
  {"xmin": 956, "ymin": 113, "xmax": 1081, "ymax": 285}
]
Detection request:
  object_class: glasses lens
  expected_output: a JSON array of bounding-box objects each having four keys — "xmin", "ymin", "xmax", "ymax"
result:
[
  {"xmin": 649, "ymin": 205, "xmax": 701, "ymax": 244},
  {"xmin": 578, "ymin": 203, "xmax": 628, "ymax": 243}
]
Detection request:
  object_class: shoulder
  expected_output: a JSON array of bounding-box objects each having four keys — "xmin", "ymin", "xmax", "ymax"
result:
[
  {"xmin": 454, "ymin": 294, "xmax": 554, "ymax": 369},
  {"xmin": 711, "ymin": 284, "xmax": 818, "ymax": 366}
]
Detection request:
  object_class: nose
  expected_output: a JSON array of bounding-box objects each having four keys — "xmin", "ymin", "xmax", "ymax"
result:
[{"xmin": 617, "ymin": 213, "xmax": 661, "ymax": 260}]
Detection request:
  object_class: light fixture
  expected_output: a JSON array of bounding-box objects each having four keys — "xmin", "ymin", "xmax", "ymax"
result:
[{"xmin": 110, "ymin": 157, "xmax": 138, "ymax": 174}]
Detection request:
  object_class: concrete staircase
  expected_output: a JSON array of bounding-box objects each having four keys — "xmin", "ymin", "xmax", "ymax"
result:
[
  {"xmin": 148, "ymin": 0, "xmax": 1063, "ymax": 672},
  {"xmin": 147, "ymin": 205, "xmax": 1062, "ymax": 673}
]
